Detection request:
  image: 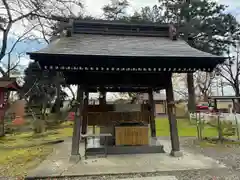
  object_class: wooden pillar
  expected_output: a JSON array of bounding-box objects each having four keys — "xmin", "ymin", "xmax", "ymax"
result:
[
  {"xmin": 166, "ymin": 74, "xmax": 182, "ymax": 157},
  {"xmin": 82, "ymin": 91, "xmax": 89, "ymax": 135},
  {"xmin": 148, "ymin": 88, "xmax": 156, "ymax": 137},
  {"xmin": 70, "ymin": 85, "xmax": 83, "ymax": 163}
]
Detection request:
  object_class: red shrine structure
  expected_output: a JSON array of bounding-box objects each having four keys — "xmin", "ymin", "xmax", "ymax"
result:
[
  {"xmin": 28, "ymin": 20, "xmax": 225, "ymax": 162},
  {"xmin": 0, "ymin": 77, "xmax": 20, "ymax": 136}
]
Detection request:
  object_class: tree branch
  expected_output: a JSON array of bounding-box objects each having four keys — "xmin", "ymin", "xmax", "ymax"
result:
[
  {"xmin": 7, "ymin": 24, "xmax": 38, "ymax": 55},
  {"xmin": 2, "ymin": 0, "xmax": 12, "ymax": 22},
  {"xmin": 12, "ymin": 8, "xmax": 40, "ymax": 23}
]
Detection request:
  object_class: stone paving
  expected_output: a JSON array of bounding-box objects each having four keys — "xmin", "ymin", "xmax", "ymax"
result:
[
  {"xmin": 27, "ymin": 137, "xmax": 226, "ymax": 178},
  {"xmin": 116, "ymin": 176, "xmax": 178, "ymax": 180}
]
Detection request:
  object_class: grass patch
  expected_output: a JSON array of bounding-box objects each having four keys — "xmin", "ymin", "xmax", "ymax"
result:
[
  {"xmin": 0, "ymin": 145, "xmax": 53, "ymax": 178},
  {"xmin": 155, "ymin": 118, "xmax": 218, "ymax": 137},
  {"xmin": 0, "ymin": 126, "xmax": 73, "ymax": 177},
  {"xmin": 0, "ymin": 126, "xmax": 73, "ymax": 148}
]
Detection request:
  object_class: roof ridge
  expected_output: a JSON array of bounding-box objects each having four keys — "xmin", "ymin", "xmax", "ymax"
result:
[
  {"xmin": 73, "ymin": 19, "xmax": 172, "ymax": 27},
  {"xmin": 71, "ymin": 20, "xmax": 178, "ymax": 39}
]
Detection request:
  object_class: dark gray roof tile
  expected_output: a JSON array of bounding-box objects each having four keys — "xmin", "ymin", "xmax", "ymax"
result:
[{"xmin": 31, "ymin": 34, "xmax": 222, "ymax": 58}]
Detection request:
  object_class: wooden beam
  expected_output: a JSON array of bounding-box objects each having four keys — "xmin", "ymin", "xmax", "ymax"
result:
[
  {"xmin": 148, "ymin": 88, "xmax": 156, "ymax": 137},
  {"xmin": 166, "ymin": 73, "xmax": 182, "ymax": 157},
  {"xmin": 70, "ymin": 85, "xmax": 83, "ymax": 162}
]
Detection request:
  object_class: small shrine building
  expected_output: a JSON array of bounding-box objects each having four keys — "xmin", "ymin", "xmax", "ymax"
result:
[{"xmin": 28, "ymin": 20, "xmax": 225, "ymax": 161}]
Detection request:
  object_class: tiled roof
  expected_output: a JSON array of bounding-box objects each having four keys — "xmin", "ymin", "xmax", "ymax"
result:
[
  {"xmin": 32, "ymin": 34, "xmax": 221, "ymax": 58},
  {"xmin": 0, "ymin": 78, "xmax": 20, "ymax": 90},
  {"xmin": 0, "ymin": 81, "xmax": 14, "ymax": 88}
]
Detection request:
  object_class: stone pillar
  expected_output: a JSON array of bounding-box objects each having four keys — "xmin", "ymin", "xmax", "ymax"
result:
[
  {"xmin": 166, "ymin": 74, "xmax": 182, "ymax": 157},
  {"xmin": 81, "ymin": 91, "xmax": 89, "ymax": 135},
  {"xmin": 148, "ymin": 88, "xmax": 156, "ymax": 137},
  {"xmin": 70, "ymin": 85, "xmax": 83, "ymax": 163}
]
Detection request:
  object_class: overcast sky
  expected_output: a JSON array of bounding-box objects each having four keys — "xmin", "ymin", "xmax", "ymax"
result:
[{"xmin": 83, "ymin": 0, "xmax": 240, "ymax": 20}]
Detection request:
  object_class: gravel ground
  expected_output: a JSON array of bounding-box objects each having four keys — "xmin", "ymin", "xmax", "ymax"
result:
[
  {"xmin": 30, "ymin": 137, "xmax": 240, "ymax": 180},
  {"xmin": 181, "ymin": 137, "xmax": 240, "ymax": 169},
  {"xmin": 31, "ymin": 169, "xmax": 240, "ymax": 180}
]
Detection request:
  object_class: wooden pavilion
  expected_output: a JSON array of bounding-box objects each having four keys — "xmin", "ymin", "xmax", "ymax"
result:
[{"xmin": 28, "ymin": 20, "xmax": 225, "ymax": 161}]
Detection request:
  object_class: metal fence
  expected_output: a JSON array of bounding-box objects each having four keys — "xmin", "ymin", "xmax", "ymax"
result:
[{"xmin": 189, "ymin": 112, "xmax": 240, "ymax": 142}]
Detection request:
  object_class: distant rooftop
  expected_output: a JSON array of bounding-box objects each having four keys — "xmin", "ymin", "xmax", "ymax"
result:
[
  {"xmin": 208, "ymin": 96, "xmax": 240, "ymax": 100},
  {"xmin": 140, "ymin": 91, "xmax": 181, "ymax": 101}
]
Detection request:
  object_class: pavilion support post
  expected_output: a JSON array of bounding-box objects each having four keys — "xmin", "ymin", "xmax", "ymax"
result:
[
  {"xmin": 70, "ymin": 85, "xmax": 83, "ymax": 163},
  {"xmin": 148, "ymin": 88, "xmax": 156, "ymax": 137},
  {"xmin": 166, "ymin": 74, "xmax": 182, "ymax": 157},
  {"xmin": 82, "ymin": 91, "xmax": 89, "ymax": 135}
]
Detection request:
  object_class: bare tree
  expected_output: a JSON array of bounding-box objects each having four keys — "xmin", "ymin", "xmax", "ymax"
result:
[
  {"xmin": 0, "ymin": 0, "xmax": 83, "ymax": 76},
  {"xmin": 172, "ymin": 72, "xmax": 216, "ymax": 102},
  {"xmin": 217, "ymin": 42, "xmax": 240, "ymax": 111},
  {"xmin": 218, "ymin": 44, "xmax": 240, "ymax": 94},
  {"xmin": 172, "ymin": 73, "xmax": 188, "ymax": 100},
  {"xmin": 194, "ymin": 71, "xmax": 216, "ymax": 101},
  {"xmin": 102, "ymin": 0, "xmax": 129, "ymax": 20}
]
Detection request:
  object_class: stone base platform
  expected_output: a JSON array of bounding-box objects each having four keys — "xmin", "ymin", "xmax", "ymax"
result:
[
  {"xmin": 86, "ymin": 137, "xmax": 165, "ymax": 156},
  {"xmin": 26, "ymin": 138, "xmax": 227, "ymax": 178},
  {"xmin": 86, "ymin": 145, "xmax": 165, "ymax": 156}
]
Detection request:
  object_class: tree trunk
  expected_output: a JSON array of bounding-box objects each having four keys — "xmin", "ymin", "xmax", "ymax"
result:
[
  {"xmin": 148, "ymin": 88, "xmax": 156, "ymax": 137},
  {"xmin": 55, "ymin": 72, "xmax": 61, "ymax": 119},
  {"xmin": 70, "ymin": 85, "xmax": 83, "ymax": 162},
  {"xmin": 99, "ymin": 91, "xmax": 106, "ymax": 105},
  {"xmin": 187, "ymin": 73, "xmax": 196, "ymax": 113},
  {"xmin": 235, "ymin": 88, "xmax": 240, "ymax": 113},
  {"xmin": 203, "ymin": 92, "xmax": 208, "ymax": 102}
]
